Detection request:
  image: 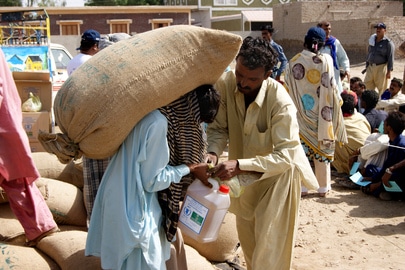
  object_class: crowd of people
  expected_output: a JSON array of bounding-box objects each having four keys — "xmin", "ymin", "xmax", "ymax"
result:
[{"xmin": 2, "ymin": 22, "xmax": 404, "ymax": 270}]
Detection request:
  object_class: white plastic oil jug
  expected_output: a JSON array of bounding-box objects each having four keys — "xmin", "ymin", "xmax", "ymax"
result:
[{"xmin": 179, "ymin": 178, "xmax": 230, "ymax": 243}]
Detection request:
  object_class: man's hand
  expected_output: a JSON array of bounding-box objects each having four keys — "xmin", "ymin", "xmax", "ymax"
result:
[
  {"xmin": 211, "ymin": 160, "xmax": 241, "ymax": 181},
  {"xmin": 204, "ymin": 152, "xmax": 218, "ymax": 165},
  {"xmin": 386, "ymin": 70, "xmax": 391, "ymax": 79},
  {"xmin": 187, "ymin": 163, "xmax": 213, "ymax": 188},
  {"xmin": 382, "ymin": 170, "xmax": 392, "ymax": 188},
  {"xmin": 345, "ymin": 71, "xmax": 350, "ymax": 82}
]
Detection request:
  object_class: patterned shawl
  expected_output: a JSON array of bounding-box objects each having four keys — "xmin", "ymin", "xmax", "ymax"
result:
[
  {"xmin": 158, "ymin": 91, "xmax": 206, "ymax": 242},
  {"xmin": 285, "ymin": 50, "xmax": 347, "ymax": 162}
]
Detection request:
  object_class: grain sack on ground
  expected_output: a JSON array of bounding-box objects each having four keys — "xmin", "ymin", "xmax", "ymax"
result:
[
  {"xmin": 32, "ymin": 152, "xmax": 67, "ymax": 179},
  {"xmin": 35, "ymin": 178, "xmax": 86, "ymax": 226},
  {"xmin": 0, "ymin": 204, "xmax": 25, "ymax": 245},
  {"xmin": 36, "ymin": 230, "xmax": 101, "ymax": 270},
  {"xmin": 183, "ymin": 212, "xmax": 240, "ymax": 263},
  {"xmin": 0, "ymin": 243, "xmax": 60, "ymax": 270},
  {"xmin": 57, "ymin": 159, "xmax": 83, "ymax": 189},
  {"xmin": 184, "ymin": 244, "xmax": 216, "ymax": 270},
  {"xmin": 38, "ymin": 25, "xmax": 242, "ymax": 162},
  {"xmin": 32, "ymin": 153, "xmax": 84, "ymax": 189}
]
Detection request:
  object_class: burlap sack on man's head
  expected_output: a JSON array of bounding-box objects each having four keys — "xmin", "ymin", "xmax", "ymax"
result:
[{"xmin": 39, "ymin": 25, "xmax": 242, "ymax": 163}]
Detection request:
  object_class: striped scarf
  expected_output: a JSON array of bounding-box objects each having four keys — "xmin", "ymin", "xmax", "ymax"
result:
[{"xmin": 158, "ymin": 91, "xmax": 206, "ymax": 242}]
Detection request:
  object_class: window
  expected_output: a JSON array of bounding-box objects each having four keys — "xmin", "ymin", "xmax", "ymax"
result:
[
  {"xmin": 148, "ymin": 19, "xmax": 173, "ymax": 30},
  {"xmin": 214, "ymin": 0, "xmax": 237, "ymax": 6},
  {"xmin": 107, "ymin": 19, "xmax": 132, "ymax": 34},
  {"xmin": 51, "ymin": 47, "xmax": 72, "ymax": 70},
  {"xmin": 56, "ymin": 20, "xmax": 82, "ymax": 35}
]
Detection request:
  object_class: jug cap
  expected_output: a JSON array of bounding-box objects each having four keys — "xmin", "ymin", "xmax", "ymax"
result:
[{"xmin": 219, "ymin": 184, "xmax": 230, "ymax": 194}]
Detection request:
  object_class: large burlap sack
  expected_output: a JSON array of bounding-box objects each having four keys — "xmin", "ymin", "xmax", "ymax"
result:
[
  {"xmin": 184, "ymin": 245, "xmax": 216, "ymax": 270},
  {"xmin": 38, "ymin": 25, "xmax": 242, "ymax": 162},
  {"xmin": 36, "ymin": 230, "xmax": 101, "ymax": 270},
  {"xmin": 0, "ymin": 243, "xmax": 60, "ymax": 270},
  {"xmin": 0, "ymin": 203, "xmax": 25, "ymax": 245},
  {"xmin": 32, "ymin": 152, "xmax": 84, "ymax": 189},
  {"xmin": 32, "ymin": 152, "xmax": 66, "ymax": 179},
  {"xmin": 183, "ymin": 212, "xmax": 240, "ymax": 262},
  {"xmin": 35, "ymin": 178, "xmax": 87, "ymax": 226}
]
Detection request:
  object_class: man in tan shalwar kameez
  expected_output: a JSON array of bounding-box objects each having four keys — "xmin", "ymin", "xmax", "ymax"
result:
[{"xmin": 205, "ymin": 37, "xmax": 318, "ymax": 270}]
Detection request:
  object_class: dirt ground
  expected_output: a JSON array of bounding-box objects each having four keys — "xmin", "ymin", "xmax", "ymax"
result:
[{"xmin": 227, "ymin": 59, "xmax": 405, "ymax": 270}]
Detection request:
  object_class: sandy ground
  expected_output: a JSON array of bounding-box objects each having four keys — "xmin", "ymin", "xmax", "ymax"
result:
[{"xmin": 227, "ymin": 60, "xmax": 405, "ymax": 270}]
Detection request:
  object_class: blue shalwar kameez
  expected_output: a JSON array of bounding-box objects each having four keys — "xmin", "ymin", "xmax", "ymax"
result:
[{"xmin": 85, "ymin": 110, "xmax": 190, "ymax": 270}]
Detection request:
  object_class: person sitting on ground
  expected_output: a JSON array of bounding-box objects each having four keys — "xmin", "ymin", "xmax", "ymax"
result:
[
  {"xmin": 360, "ymin": 111, "xmax": 405, "ymax": 200},
  {"xmin": 351, "ymin": 80, "xmax": 366, "ymax": 113},
  {"xmin": 376, "ymin": 77, "xmax": 405, "ymax": 113},
  {"xmin": 361, "ymin": 89, "xmax": 388, "ymax": 132},
  {"xmin": 350, "ymin": 76, "xmax": 362, "ymax": 92},
  {"xmin": 333, "ymin": 91, "xmax": 370, "ymax": 176}
]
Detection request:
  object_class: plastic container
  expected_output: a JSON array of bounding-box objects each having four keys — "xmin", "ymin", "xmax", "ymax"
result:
[{"xmin": 179, "ymin": 178, "xmax": 230, "ymax": 243}]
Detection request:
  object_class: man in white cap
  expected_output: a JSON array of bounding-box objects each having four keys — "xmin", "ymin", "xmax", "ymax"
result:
[
  {"xmin": 364, "ymin": 22, "xmax": 395, "ymax": 95},
  {"xmin": 67, "ymin": 29, "xmax": 100, "ymax": 76}
]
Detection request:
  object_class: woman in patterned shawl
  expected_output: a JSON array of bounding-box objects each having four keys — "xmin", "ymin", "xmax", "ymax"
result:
[{"xmin": 284, "ymin": 27, "xmax": 347, "ymax": 197}]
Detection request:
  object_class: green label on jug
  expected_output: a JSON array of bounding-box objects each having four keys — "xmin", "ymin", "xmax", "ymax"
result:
[{"xmin": 179, "ymin": 195, "xmax": 209, "ymax": 234}]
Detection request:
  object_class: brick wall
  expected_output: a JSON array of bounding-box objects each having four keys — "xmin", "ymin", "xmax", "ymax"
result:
[{"xmin": 273, "ymin": 1, "xmax": 405, "ymax": 64}]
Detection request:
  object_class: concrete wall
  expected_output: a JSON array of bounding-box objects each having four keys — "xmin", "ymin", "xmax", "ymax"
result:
[{"xmin": 273, "ymin": 1, "xmax": 405, "ymax": 64}]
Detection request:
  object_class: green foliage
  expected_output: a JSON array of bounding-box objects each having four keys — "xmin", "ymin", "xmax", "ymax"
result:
[
  {"xmin": 0, "ymin": 0, "xmax": 23, "ymax": 6},
  {"xmin": 37, "ymin": 0, "xmax": 66, "ymax": 6}
]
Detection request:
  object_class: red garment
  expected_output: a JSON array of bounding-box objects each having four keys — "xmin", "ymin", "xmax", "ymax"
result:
[{"xmin": 0, "ymin": 50, "xmax": 39, "ymax": 183}]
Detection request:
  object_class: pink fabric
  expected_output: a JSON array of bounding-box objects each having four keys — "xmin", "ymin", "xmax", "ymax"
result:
[
  {"xmin": 0, "ymin": 50, "xmax": 56, "ymax": 241},
  {"xmin": 0, "ymin": 50, "xmax": 39, "ymax": 183},
  {"xmin": 0, "ymin": 175, "xmax": 56, "ymax": 240}
]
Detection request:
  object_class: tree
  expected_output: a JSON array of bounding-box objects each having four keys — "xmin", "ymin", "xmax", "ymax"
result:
[
  {"xmin": 38, "ymin": 0, "xmax": 66, "ymax": 6},
  {"xmin": 0, "ymin": 0, "xmax": 23, "ymax": 6}
]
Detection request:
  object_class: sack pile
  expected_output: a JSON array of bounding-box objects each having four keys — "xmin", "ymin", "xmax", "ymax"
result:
[{"xmin": 0, "ymin": 145, "xmax": 243, "ymax": 269}]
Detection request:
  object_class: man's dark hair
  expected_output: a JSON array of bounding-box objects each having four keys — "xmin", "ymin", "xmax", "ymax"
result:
[
  {"xmin": 350, "ymin": 76, "xmax": 362, "ymax": 84},
  {"xmin": 361, "ymin": 89, "xmax": 379, "ymax": 109},
  {"xmin": 341, "ymin": 92, "xmax": 355, "ymax": 115},
  {"xmin": 385, "ymin": 111, "xmax": 405, "ymax": 135},
  {"xmin": 357, "ymin": 81, "xmax": 366, "ymax": 89},
  {"xmin": 391, "ymin": 77, "xmax": 403, "ymax": 89},
  {"xmin": 195, "ymin": 84, "xmax": 221, "ymax": 123},
  {"xmin": 80, "ymin": 40, "xmax": 98, "ymax": 52},
  {"xmin": 236, "ymin": 36, "xmax": 278, "ymax": 74},
  {"xmin": 260, "ymin": 25, "xmax": 274, "ymax": 33}
]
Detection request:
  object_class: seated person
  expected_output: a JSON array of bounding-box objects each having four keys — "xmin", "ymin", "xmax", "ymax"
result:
[
  {"xmin": 351, "ymin": 79, "xmax": 366, "ymax": 113},
  {"xmin": 361, "ymin": 111, "xmax": 405, "ymax": 201},
  {"xmin": 333, "ymin": 91, "xmax": 370, "ymax": 175},
  {"xmin": 376, "ymin": 78, "xmax": 405, "ymax": 113},
  {"xmin": 349, "ymin": 76, "xmax": 362, "ymax": 92},
  {"xmin": 361, "ymin": 89, "xmax": 388, "ymax": 132}
]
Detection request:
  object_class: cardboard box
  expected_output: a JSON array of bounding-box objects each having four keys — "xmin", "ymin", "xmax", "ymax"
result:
[
  {"xmin": 13, "ymin": 71, "xmax": 52, "ymax": 112},
  {"xmin": 22, "ymin": 111, "xmax": 50, "ymax": 142},
  {"xmin": 29, "ymin": 142, "xmax": 46, "ymax": 153}
]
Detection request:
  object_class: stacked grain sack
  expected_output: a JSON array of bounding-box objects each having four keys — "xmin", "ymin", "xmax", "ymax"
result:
[{"xmin": 1, "ymin": 26, "xmax": 243, "ymax": 269}]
